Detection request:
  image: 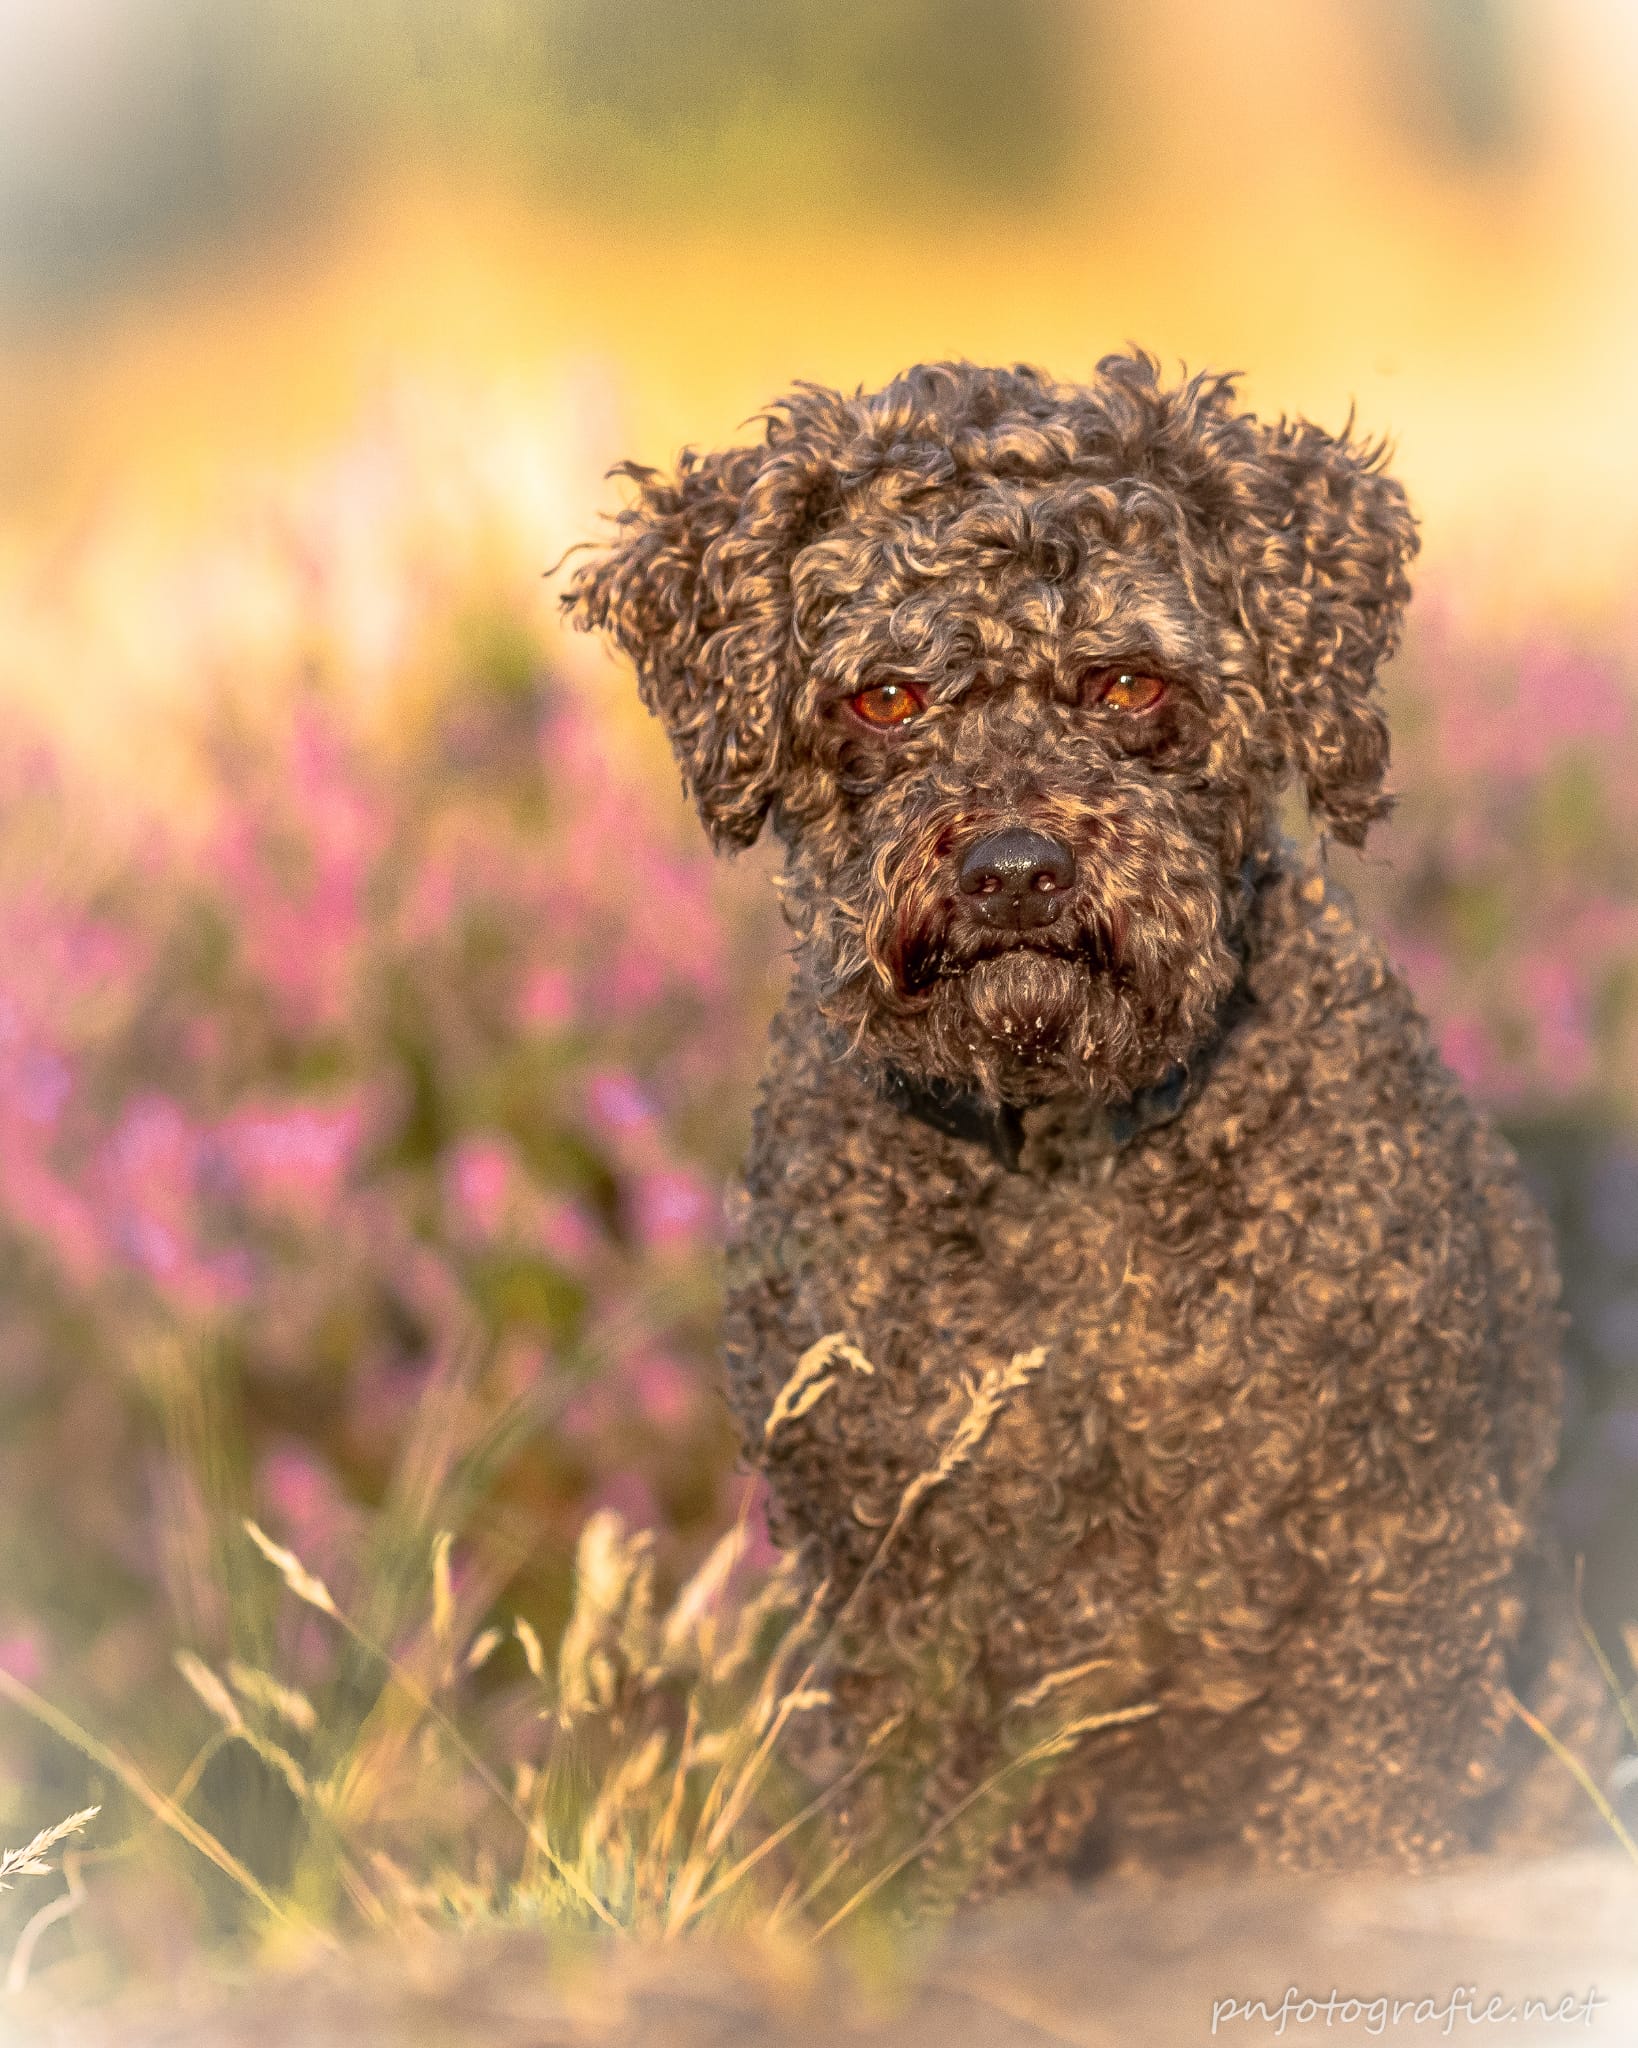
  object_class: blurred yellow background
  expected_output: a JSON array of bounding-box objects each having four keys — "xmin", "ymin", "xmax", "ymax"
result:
[{"xmin": 1, "ymin": 0, "xmax": 1636, "ymax": 779}]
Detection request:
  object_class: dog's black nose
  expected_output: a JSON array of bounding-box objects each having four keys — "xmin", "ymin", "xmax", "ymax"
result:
[{"xmin": 957, "ymin": 827, "xmax": 1076, "ymax": 926}]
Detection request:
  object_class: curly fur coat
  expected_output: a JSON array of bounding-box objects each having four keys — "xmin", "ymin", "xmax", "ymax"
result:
[{"xmin": 566, "ymin": 357, "xmax": 1619, "ymax": 1884}]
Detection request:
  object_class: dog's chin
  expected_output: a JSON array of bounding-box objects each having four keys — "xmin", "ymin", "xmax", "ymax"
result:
[
  {"xmin": 913, "ymin": 947, "xmax": 1132, "ymax": 1107},
  {"xmin": 819, "ymin": 905, "xmax": 1241, "ymax": 1112},
  {"xmin": 962, "ymin": 951, "xmax": 1085, "ymax": 1067}
]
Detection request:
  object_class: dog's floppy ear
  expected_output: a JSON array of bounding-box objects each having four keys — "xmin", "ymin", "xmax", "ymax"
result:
[
  {"xmin": 1233, "ymin": 417, "xmax": 1419, "ymax": 849},
  {"xmin": 563, "ymin": 431, "xmax": 837, "ymax": 849}
]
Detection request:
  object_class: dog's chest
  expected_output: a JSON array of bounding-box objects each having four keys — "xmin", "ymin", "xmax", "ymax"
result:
[{"xmin": 725, "ymin": 1073, "xmax": 1208, "ymax": 1491}]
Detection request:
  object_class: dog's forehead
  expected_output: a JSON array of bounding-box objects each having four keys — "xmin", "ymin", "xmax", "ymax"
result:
[{"xmin": 795, "ymin": 473, "xmax": 1217, "ymax": 679}]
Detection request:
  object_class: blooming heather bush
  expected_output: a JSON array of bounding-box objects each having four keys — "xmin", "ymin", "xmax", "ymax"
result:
[
  {"xmin": 1364, "ymin": 603, "xmax": 1638, "ymax": 1117},
  {"xmin": 0, "ymin": 399, "xmax": 784, "ymax": 1937},
  {"xmin": 0, "ymin": 656, "xmax": 783, "ymax": 1690}
]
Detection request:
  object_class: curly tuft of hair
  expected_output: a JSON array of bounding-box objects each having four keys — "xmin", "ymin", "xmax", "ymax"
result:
[{"xmin": 566, "ymin": 357, "xmax": 1621, "ymax": 1892}]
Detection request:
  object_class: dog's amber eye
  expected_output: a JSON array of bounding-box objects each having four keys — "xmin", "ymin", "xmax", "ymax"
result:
[
  {"xmin": 848, "ymin": 682, "xmax": 925, "ymax": 728},
  {"xmin": 1088, "ymin": 668, "xmax": 1168, "ymax": 715}
]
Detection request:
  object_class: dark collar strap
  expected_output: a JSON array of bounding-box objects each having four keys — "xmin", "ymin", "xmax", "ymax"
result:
[
  {"xmin": 880, "ymin": 1068, "xmax": 1030, "ymax": 1170},
  {"xmin": 881, "ymin": 1060, "xmax": 1195, "ymax": 1173}
]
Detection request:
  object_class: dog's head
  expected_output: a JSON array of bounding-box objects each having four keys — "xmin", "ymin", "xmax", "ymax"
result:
[{"xmin": 564, "ymin": 357, "xmax": 1416, "ymax": 1105}]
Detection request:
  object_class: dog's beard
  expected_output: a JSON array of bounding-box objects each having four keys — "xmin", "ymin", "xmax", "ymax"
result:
[
  {"xmin": 899, "ymin": 936, "xmax": 1219, "ymax": 1106},
  {"xmin": 961, "ymin": 949, "xmax": 1098, "ymax": 1062},
  {"xmin": 794, "ymin": 789, "xmax": 1243, "ymax": 1108}
]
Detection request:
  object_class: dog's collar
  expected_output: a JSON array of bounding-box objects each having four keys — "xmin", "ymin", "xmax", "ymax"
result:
[{"xmin": 880, "ymin": 1060, "xmax": 1198, "ymax": 1173}]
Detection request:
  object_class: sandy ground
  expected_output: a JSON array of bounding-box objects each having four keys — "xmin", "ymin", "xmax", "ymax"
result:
[{"xmin": 19, "ymin": 1847, "xmax": 1636, "ymax": 2048}]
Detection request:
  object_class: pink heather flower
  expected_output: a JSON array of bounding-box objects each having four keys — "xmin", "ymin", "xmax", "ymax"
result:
[
  {"xmin": 209, "ymin": 718, "xmax": 386, "ymax": 1034},
  {"xmin": 120, "ymin": 1213, "xmax": 184, "ymax": 1281},
  {"xmin": 496, "ymin": 1335, "xmax": 550, "ymax": 1402},
  {"xmin": 0, "ymin": 899, "xmax": 143, "ymax": 1018},
  {"xmin": 234, "ymin": 877, "xmax": 366, "ymax": 1034},
  {"xmin": 603, "ymin": 948, "xmax": 668, "ymax": 1016},
  {"xmin": 585, "ymin": 1070, "xmax": 656, "ymax": 1136},
  {"xmin": 0, "ymin": 1150, "xmax": 104, "ymax": 1286},
  {"xmin": 104, "ymin": 1097, "xmax": 197, "ymax": 1239},
  {"xmin": 560, "ymin": 1380, "xmax": 617, "ymax": 1441},
  {"xmin": 537, "ymin": 1198, "xmax": 601, "ymax": 1269},
  {"xmin": 585, "ymin": 1469, "xmax": 660, "ymax": 1534},
  {"xmin": 1438, "ymin": 1016, "xmax": 1498, "ymax": 1096},
  {"xmin": 108, "ymin": 1095, "xmax": 196, "ymax": 1187},
  {"xmin": 0, "ymin": 1627, "xmax": 43, "ymax": 1685},
  {"xmin": 625, "ymin": 1349, "xmax": 697, "ymax": 1428},
  {"xmin": 259, "ymin": 1441, "xmax": 345, "ymax": 1546},
  {"xmin": 218, "ymin": 1099, "xmax": 364, "ymax": 1218},
  {"xmin": 518, "ymin": 965, "xmax": 575, "ymax": 1031},
  {"xmin": 395, "ymin": 848, "xmax": 462, "ymax": 944},
  {"xmin": 181, "ymin": 1015, "xmax": 225, "ymax": 1067},
  {"xmin": 633, "ymin": 1168, "xmax": 714, "ymax": 1251},
  {"xmin": 9, "ymin": 1047, "xmax": 72, "ymax": 1129},
  {"xmin": 446, "ymin": 1134, "xmax": 515, "ymax": 1240},
  {"xmin": 115, "ymin": 1215, "xmax": 250, "ymax": 1317},
  {"xmin": 1514, "ymin": 646, "xmax": 1626, "ymax": 751},
  {"xmin": 95, "ymin": 1097, "xmax": 253, "ymax": 1314},
  {"xmin": 1514, "ymin": 954, "xmax": 1594, "ymax": 1091}
]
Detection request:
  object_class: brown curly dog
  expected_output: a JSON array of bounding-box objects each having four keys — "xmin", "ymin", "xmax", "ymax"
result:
[{"xmin": 565, "ymin": 357, "xmax": 1620, "ymax": 1889}]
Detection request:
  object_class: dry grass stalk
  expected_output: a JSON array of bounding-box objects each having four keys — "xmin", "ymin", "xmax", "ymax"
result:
[
  {"xmin": 463, "ymin": 1626, "xmax": 506, "ymax": 1674},
  {"xmin": 1503, "ymin": 1686, "xmax": 1638, "ymax": 1867},
  {"xmin": 897, "ymin": 1347, "xmax": 1047, "ymax": 1523},
  {"xmin": 237, "ymin": 1520, "xmax": 621, "ymax": 1930},
  {"xmin": 6, "ymin": 1849, "xmax": 91, "ymax": 1995},
  {"xmin": 686, "ymin": 1711, "xmax": 908, "ymax": 1926},
  {"xmin": 0, "ymin": 1805, "xmax": 99, "ymax": 1891},
  {"xmin": 711, "ymin": 1554, "xmax": 803, "ymax": 1688},
  {"xmin": 226, "ymin": 1662, "xmax": 318, "ymax": 1735},
  {"xmin": 431, "ymin": 1530, "xmax": 456, "ymax": 1678},
  {"xmin": 660, "ymin": 1522, "xmax": 748, "ymax": 1670},
  {"xmin": 26, "ymin": 1328, "xmax": 1152, "ymax": 1956},
  {"xmin": 175, "ymin": 1651, "xmax": 314, "ymax": 1802},
  {"xmin": 584, "ymin": 1732, "xmax": 669, "ymax": 1855},
  {"xmin": 514, "ymin": 1615, "xmax": 547, "ymax": 1681},
  {"xmin": 643, "ymin": 1696, "xmax": 703, "ymax": 1894},
  {"xmin": 1571, "ymin": 1564, "xmax": 1638, "ymax": 1750},
  {"xmin": 659, "ymin": 1573, "xmax": 833, "ymax": 1933},
  {"xmin": 813, "ymin": 1699, "xmax": 1161, "ymax": 1940},
  {"xmin": 764, "ymin": 1332, "xmax": 875, "ymax": 1442},
  {"xmin": 664, "ymin": 1345, "xmax": 1054, "ymax": 1934},
  {"xmin": 1011, "ymin": 1656, "xmax": 1119, "ymax": 1712},
  {"xmin": 174, "ymin": 1650, "xmax": 245, "ymax": 1734},
  {"xmin": 0, "ymin": 1667, "xmax": 316, "ymax": 1939},
  {"xmin": 242, "ymin": 1519, "xmax": 339, "ymax": 1617},
  {"xmin": 557, "ymin": 1511, "xmax": 656, "ymax": 1721}
]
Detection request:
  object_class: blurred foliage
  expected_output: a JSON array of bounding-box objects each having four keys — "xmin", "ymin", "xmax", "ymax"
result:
[
  {"xmin": 0, "ymin": 0, "xmax": 1088, "ymax": 313},
  {"xmin": 1383, "ymin": 0, "xmax": 1526, "ymax": 160},
  {"xmin": 0, "ymin": 0, "xmax": 1542, "ymax": 316}
]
